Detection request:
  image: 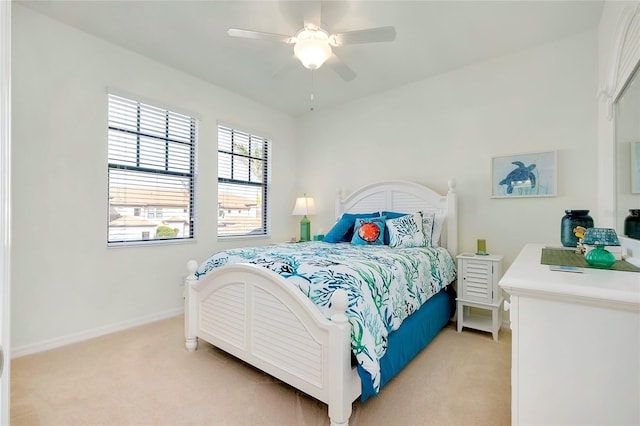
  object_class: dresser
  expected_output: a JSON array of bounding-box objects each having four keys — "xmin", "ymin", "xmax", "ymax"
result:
[{"xmin": 499, "ymin": 243, "xmax": 640, "ymax": 426}]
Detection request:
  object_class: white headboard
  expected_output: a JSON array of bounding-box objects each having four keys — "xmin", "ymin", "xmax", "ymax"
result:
[{"xmin": 335, "ymin": 180, "xmax": 458, "ymax": 255}]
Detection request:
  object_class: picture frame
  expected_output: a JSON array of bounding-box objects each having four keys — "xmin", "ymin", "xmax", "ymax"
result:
[
  {"xmin": 491, "ymin": 150, "xmax": 557, "ymax": 198},
  {"xmin": 632, "ymin": 141, "xmax": 640, "ymax": 194}
]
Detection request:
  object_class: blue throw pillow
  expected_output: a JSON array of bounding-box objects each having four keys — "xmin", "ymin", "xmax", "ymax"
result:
[
  {"xmin": 381, "ymin": 211, "xmax": 407, "ymax": 219},
  {"xmin": 381, "ymin": 211, "xmax": 408, "ymax": 244},
  {"xmin": 351, "ymin": 216, "xmax": 387, "ymax": 245},
  {"xmin": 323, "ymin": 212, "xmax": 380, "ymax": 243}
]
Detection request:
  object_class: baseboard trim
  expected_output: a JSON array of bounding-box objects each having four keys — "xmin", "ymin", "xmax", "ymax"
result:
[
  {"xmin": 11, "ymin": 307, "xmax": 184, "ymax": 358},
  {"xmin": 13, "ymin": 307, "xmax": 508, "ymax": 358}
]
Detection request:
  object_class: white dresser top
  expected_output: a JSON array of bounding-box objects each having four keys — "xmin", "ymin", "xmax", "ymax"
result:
[{"xmin": 499, "ymin": 243, "xmax": 640, "ymax": 312}]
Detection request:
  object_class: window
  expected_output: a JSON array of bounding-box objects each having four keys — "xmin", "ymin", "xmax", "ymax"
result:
[
  {"xmin": 146, "ymin": 207, "xmax": 163, "ymax": 219},
  {"xmin": 217, "ymin": 124, "xmax": 270, "ymax": 237},
  {"xmin": 108, "ymin": 94, "xmax": 197, "ymax": 244}
]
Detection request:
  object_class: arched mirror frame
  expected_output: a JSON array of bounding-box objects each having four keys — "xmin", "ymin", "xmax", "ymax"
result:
[{"xmin": 599, "ymin": 3, "xmax": 640, "ymax": 255}]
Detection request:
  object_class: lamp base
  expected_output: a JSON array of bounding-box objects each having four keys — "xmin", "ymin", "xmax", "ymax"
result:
[{"xmin": 299, "ymin": 216, "xmax": 311, "ymax": 242}]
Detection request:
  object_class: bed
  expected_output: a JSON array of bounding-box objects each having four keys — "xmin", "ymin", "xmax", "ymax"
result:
[{"xmin": 184, "ymin": 180, "xmax": 458, "ymax": 426}]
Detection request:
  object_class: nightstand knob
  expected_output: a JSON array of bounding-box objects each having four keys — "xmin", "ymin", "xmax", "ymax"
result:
[{"xmin": 504, "ymin": 300, "xmax": 511, "ymax": 311}]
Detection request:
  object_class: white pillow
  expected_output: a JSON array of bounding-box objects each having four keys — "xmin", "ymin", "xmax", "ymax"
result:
[
  {"xmin": 421, "ymin": 211, "xmax": 436, "ymax": 247},
  {"xmin": 387, "ymin": 212, "xmax": 428, "ymax": 248},
  {"xmin": 423, "ymin": 208, "xmax": 445, "ymax": 247}
]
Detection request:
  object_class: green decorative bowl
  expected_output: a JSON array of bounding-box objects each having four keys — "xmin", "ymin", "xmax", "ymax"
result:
[{"xmin": 585, "ymin": 244, "xmax": 616, "ymax": 268}]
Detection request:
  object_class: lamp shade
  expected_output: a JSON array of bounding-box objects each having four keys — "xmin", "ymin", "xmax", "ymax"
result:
[
  {"xmin": 292, "ymin": 196, "xmax": 316, "ymax": 216},
  {"xmin": 582, "ymin": 227, "xmax": 620, "ymax": 246},
  {"xmin": 294, "ymin": 29, "xmax": 332, "ymax": 70}
]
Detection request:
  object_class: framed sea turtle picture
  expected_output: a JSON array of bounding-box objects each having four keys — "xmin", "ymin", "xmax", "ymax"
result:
[{"xmin": 491, "ymin": 150, "xmax": 557, "ymax": 198}]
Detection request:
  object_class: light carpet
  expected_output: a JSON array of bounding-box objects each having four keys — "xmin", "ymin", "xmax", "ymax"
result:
[{"xmin": 11, "ymin": 316, "xmax": 511, "ymax": 425}]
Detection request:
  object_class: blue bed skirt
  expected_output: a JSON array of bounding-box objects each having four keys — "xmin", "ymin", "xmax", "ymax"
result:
[{"xmin": 358, "ymin": 286, "xmax": 455, "ymax": 402}]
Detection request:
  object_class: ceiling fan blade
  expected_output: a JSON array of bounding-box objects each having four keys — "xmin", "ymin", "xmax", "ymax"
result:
[
  {"xmin": 227, "ymin": 28, "xmax": 293, "ymax": 44},
  {"xmin": 326, "ymin": 54, "xmax": 356, "ymax": 82},
  {"xmin": 332, "ymin": 26, "xmax": 397, "ymax": 46},
  {"xmin": 272, "ymin": 55, "xmax": 300, "ymax": 80}
]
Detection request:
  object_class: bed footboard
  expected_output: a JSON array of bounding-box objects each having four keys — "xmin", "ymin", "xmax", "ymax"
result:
[{"xmin": 185, "ymin": 261, "xmax": 360, "ymax": 426}]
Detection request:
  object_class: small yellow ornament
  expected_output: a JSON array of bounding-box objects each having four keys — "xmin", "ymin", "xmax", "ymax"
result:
[
  {"xmin": 573, "ymin": 226, "xmax": 587, "ymax": 239},
  {"xmin": 573, "ymin": 226, "xmax": 587, "ymax": 254}
]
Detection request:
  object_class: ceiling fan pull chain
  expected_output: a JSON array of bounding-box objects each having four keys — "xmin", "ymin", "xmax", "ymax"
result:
[{"xmin": 310, "ymin": 70, "xmax": 315, "ymax": 111}]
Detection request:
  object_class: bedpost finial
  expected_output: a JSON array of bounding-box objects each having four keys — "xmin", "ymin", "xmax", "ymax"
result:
[
  {"xmin": 330, "ymin": 289, "xmax": 349, "ymax": 323},
  {"xmin": 187, "ymin": 260, "xmax": 198, "ymax": 275},
  {"xmin": 447, "ymin": 179, "xmax": 456, "ymax": 193},
  {"xmin": 332, "ymin": 289, "xmax": 348, "ymax": 310}
]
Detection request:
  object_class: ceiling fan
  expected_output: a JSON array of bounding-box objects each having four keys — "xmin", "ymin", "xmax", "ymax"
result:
[{"xmin": 226, "ymin": 2, "xmax": 396, "ymax": 82}]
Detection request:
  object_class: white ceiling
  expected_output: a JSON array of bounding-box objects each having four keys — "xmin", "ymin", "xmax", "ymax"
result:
[{"xmin": 19, "ymin": 0, "xmax": 604, "ymax": 117}]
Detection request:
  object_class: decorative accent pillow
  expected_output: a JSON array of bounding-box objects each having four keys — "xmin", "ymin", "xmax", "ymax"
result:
[
  {"xmin": 381, "ymin": 211, "xmax": 408, "ymax": 244},
  {"xmin": 351, "ymin": 216, "xmax": 387, "ymax": 245},
  {"xmin": 421, "ymin": 210, "xmax": 436, "ymax": 247},
  {"xmin": 422, "ymin": 208, "xmax": 445, "ymax": 247},
  {"xmin": 386, "ymin": 212, "xmax": 428, "ymax": 248},
  {"xmin": 323, "ymin": 212, "xmax": 380, "ymax": 243}
]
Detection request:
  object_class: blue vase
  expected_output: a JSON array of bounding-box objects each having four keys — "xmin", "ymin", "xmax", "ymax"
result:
[
  {"xmin": 624, "ymin": 209, "xmax": 640, "ymax": 240},
  {"xmin": 561, "ymin": 210, "xmax": 594, "ymax": 247}
]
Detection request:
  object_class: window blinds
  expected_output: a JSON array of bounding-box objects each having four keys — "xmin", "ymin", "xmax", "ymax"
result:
[
  {"xmin": 217, "ymin": 125, "xmax": 270, "ymax": 237},
  {"xmin": 108, "ymin": 94, "xmax": 197, "ymax": 244}
]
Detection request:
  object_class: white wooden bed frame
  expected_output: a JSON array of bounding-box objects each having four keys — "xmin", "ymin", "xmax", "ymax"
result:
[{"xmin": 184, "ymin": 180, "xmax": 458, "ymax": 426}]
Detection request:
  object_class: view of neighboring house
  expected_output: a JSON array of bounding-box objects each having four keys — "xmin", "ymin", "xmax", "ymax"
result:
[
  {"xmin": 109, "ymin": 186, "xmax": 190, "ymax": 241},
  {"xmin": 217, "ymin": 191, "xmax": 262, "ymax": 236},
  {"xmin": 109, "ymin": 186, "xmax": 261, "ymax": 241}
]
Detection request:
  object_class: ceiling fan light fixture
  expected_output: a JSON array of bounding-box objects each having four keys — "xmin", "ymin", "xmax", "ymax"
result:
[{"xmin": 294, "ymin": 28, "xmax": 332, "ymax": 70}]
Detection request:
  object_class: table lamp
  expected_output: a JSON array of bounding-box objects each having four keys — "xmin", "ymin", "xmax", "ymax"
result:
[{"xmin": 292, "ymin": 194, "xmax": 316, "ymax": 242}]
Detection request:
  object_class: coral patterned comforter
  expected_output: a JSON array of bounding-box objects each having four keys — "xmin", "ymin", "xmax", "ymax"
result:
[{"xmin": 195, "ymin": 241, "xmax": 456, "ymax": 394}]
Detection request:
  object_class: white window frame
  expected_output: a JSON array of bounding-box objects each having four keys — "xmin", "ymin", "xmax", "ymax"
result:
[
  {"xmin": 217, "ymin": 124, "xmax": 271, "ymax": 239},
  {"xmin": 107, "ymin": 94, "xmax": 197, "ymax": 246}
]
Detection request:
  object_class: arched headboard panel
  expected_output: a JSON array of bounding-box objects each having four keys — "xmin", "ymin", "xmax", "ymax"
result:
[{"xmin": 335, "ymin": 180, "xmax": 458, "ymax": 255}]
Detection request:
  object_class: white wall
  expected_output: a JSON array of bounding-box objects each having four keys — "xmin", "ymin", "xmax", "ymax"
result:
[
  {"xmin": 11, "ymin": 4, "xmax": 603, "ymax": 352},
  {"xmin": 11, "ymin": 5, "xmax": 298, "ymax": 352},
  {"xmin": 296, "ymin": 30, "xmax": 598, "ymax": 268}
]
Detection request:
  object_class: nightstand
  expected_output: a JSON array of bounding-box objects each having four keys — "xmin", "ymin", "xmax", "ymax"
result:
[{"xmin": 456, "ymin": 253, "xmax": 504, "ymax": 341}]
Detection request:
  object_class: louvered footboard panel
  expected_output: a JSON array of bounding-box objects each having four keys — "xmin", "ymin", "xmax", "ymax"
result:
[
  {"xmin": 199, "ymin": 283, "xmax": 245, "ymax": 350},
  {"xmin": 252, "ymin": 287, "xmax": 323, "ymax": 387}
]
